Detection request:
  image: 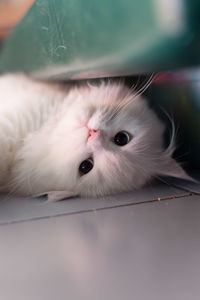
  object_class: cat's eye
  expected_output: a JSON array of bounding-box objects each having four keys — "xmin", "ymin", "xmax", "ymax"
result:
[
  {"xmin": 79, "ymin": 158, "xmax": 94, "ymax": 175},
  {"xmin": 113, "ymin": 131, "xmax": 131, "ymax": 146}
]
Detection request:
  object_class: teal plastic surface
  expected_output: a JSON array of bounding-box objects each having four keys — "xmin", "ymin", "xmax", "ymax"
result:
[{"xmin": 0, "ymin": 0, "xmax": 200, "ymax": 79}]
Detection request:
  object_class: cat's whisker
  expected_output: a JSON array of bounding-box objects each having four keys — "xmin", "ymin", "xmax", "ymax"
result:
[
  {"xmin": 114, "ymin": 73, "xmax": 155, "ymax": 110},
  {"xmin": 133, "ymin": 73, "xmax": 155, "ymax": 97},
  {"xmin": 7, "ymin": 165, "xmax": 37, "ymax": 199},
  {"xmin": 129, "ymin": 74, "xmax": 150, "ymax": 94},
  {"xmin": 129, "ymin": 75, "xmax": 142, "ymax": 93},
  {"xmin": 106, "ymin": 94, "xmax": 136, "ymax": 121},
  {"xmin": 113, "ymin": 74, "xmax": 155, "ymax": 116},
  {"xmin": 119, "ymin": 74, "xmax": 155, "ymax": 111},
  {"xmin": 27, "ymin": 169, "xmax": 34, "ymax": 195},
  {"xmin": 2, "ymin": 181, "xmax": 24, "ymax": 203},
  {"xmin": 157, "ymin": 106, "xmax": 178, "ymax": 156}
]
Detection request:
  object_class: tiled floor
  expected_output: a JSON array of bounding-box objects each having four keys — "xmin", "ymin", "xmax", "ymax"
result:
[{"xmin": 0, "ymin": 176, "xmax": 199, "ymax": 300}]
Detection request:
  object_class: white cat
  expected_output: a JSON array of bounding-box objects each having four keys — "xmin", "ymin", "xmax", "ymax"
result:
[{"xmin": 0, "ymin": 73, "xmax": 190, "ymax": 201}]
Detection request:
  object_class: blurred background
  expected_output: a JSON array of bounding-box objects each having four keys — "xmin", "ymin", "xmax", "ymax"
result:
[{"xmin": 0, "ymin": 0, "xmax": 34, "ymax": 42}]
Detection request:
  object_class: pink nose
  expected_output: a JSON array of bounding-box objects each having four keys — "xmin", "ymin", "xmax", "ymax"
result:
[{"xmin": 88, "ymin": 128, "xmax": 100, "ymax": 140}]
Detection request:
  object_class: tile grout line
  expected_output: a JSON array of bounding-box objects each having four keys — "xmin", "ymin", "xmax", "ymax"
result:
[
  {"xmin": 162, "ymin": 181, "xmax": 200, "ymax": 195},
  {"xmin": 0, "ymin": 193, "xmax": 193, "ymax": 227},
  {"xmin": 158, "ymin": 177, "xmax": 200, "ymax": 195}
]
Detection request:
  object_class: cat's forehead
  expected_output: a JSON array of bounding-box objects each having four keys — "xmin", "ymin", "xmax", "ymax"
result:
[{"xmin": 79, "ymin": 82, "xmax": 131, "ymax": 104}]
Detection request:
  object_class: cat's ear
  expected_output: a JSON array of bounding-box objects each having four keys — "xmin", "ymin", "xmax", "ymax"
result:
[
  {"xmin": 47, "ymin": 190, "xmax": 78, "ymax": 202},
  {"xmin": 158, "ymin": 157, "xmax": 196, "ymax": 182}
]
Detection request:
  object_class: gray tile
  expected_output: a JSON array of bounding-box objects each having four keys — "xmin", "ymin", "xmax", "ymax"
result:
[
  {"xmin": 0, "ymin": 193, "xmax": 199, "ymax": 300},
  {"xmin": 0, "ymin": 180, "xmax": 188, "ymax": 224},
  {"xmin": 162, "ymin": 170, "xmax": 200, "ymax": 194}
]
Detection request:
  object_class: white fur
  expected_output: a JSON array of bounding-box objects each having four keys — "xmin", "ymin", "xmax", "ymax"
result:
[{"xmin": 0, "ymin": 74, "xmax": 190, "ymax": 200}]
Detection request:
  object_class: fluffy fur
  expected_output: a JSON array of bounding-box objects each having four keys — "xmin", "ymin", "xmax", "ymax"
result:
[{"xmin": 0, "ymin": 74, "xmax": 190, "ymax": 201}]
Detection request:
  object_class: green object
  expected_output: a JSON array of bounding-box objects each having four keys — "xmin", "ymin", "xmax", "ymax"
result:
[{"xmin": 0, "ymin": 0, "xmax": 200, "ymax": 79}]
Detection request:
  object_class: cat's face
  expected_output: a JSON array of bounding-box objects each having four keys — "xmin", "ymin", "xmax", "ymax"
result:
[{"xmin": 12, "ymin": 82, "xmax": 189, "ymax": 200}]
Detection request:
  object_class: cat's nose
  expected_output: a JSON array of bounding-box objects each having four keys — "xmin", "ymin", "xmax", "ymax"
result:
[{"xmin": 88, "ymin": 128, "xmax": 100, "ymax": 140}]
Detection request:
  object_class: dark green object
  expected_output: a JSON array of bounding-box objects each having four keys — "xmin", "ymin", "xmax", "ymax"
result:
[{"xmin": 0, "ymin": 0, "xmax": 200, "ymax": 79}]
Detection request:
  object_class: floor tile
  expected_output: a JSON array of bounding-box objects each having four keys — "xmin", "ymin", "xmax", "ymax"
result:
[
  {"xmin": 0, "ymin": 180, "xmax": 188, "ymax": 224},
  {"xmin": 162, "ymin": 170, "xmax": 200, "ymax": 194},
  {"xmin": 0, "ymin": 193, "xmax": 199, "ymax": 300}
]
